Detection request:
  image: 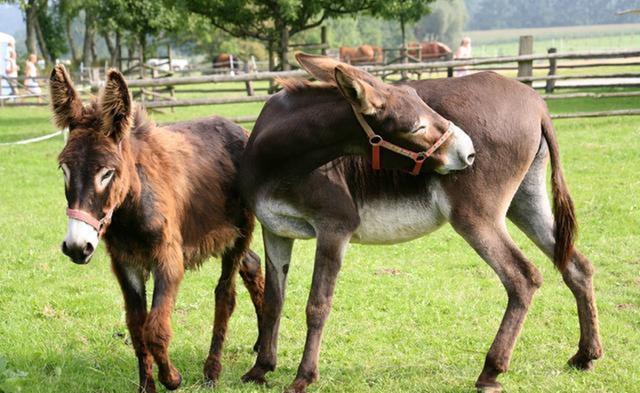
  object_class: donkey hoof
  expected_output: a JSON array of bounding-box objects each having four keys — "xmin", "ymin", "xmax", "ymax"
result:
[
  {"xmin": 568, "ymin": 353, "xmax": 595, "ymax": 371},
  {"xmin": 159, "ymin": 367, "xmax": 182, "ymax": 391},
  {"xmin": 286, "ymin": 379, "xmax": 310, "ymax": 393},
  {"xmin": 139, "ymin": 379, "xmax": 157, "ymax": 393},
  {"xmin": 203, "ymin": 356, "xmax": 222, "ymax": 385},
  {"xmin": 475, "ymin": 381, "xmax": 503, "ymax": 393},
  {"xmin": 241, "ymin": 368, "xmax": 268, "ymax": 385}
]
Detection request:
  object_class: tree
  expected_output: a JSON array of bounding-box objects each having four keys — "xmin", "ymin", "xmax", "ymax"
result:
[
  {"xmin": 372, "ymin": 0, "xmax": 434, "ymax": 63},
  {"xmin": 413, "ymin": 0, "xmax": 468, "ymax": 47},
  {"xmin": 179, "ymin": 0, "xmax": 382, "ymax": 71}
]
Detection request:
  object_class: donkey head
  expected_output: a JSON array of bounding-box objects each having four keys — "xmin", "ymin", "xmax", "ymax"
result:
[
  {"xmin": 296, "ymin": 53, "xmax": 475, "ymax": 174},
  {"xmin": 52, "ymin": 65, "xmax": 133, "ymax": 264}
]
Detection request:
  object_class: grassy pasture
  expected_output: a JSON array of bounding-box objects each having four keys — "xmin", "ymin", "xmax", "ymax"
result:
[
  {"xmin": 466, "ymin": 23, "xmax": 640, "ymax": 57},
  {"xmin": 1, "ymin": 92, "xmax": 639, "ymax": 393}
]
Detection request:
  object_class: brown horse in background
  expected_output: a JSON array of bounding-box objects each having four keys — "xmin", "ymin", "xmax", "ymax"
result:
[
  {"xmin": 213, "ymin": 53, "xmax": 241, "ymax": 72},
  {"xmin": 408, "ymin": 41, "xmax": 452, "ymax": 61},
  {"xmin": 51, "ymin": 65, "xmax": 264, "ymax": 392},
  {"xmin": 339, "ymin": 44, "xmax": 383, "ymax": 65}
]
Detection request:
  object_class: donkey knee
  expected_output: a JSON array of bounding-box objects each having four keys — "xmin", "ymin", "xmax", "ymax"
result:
[{"xmin": 143, "ymin": 312, "xmax": 172, "ymax": 352}]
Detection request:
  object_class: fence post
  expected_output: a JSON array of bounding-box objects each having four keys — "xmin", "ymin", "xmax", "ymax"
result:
[
  {"xmin": 244, "ymin": 61, "xmax": 254, "ymax": 96},
  {"xmin": 446, "ymin": 52, "xmax": 454, "ymax": 77},
  {"xmin": 545, "ymin": 47, "xmax": 557, "ymax": 94},
  {"xmin": 321, "ymin": 26, "xmax": 327, "ymax": 56},
  {"xmin": 167, "ymin": 44, "xmax": 175, "ymax": 112},
  {"xmin": 517, "ymin": 35, "xmax": 534, "ymax": 86}
]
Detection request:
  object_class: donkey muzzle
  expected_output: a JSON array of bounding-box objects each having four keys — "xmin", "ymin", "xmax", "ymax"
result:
[{"xmin": 62, "ymin": 218, "xmax": 99, "ymax": 264}]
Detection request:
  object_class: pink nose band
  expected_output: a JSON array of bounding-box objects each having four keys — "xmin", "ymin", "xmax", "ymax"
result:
[{"xmin": 66, "ymin": 208, "xmax": 114, "ymax": 236}]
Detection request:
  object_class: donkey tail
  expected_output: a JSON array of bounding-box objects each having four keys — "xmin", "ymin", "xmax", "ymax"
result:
[{"xmin": 541, "ymin": 113, "xmax": 576, "ymax": 272}]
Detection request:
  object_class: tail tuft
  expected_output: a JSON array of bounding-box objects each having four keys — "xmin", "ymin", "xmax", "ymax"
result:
[{"xmin": 542, "ymin": 115, "xmax": 577, "ymax": 271}]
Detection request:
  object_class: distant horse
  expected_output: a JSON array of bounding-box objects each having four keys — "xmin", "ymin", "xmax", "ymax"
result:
[
  {"xmin": 51, "ymin": 65, "xmax": 264, "ymax": 392},
  {"xmin": 213, "ymin": 53, "xmax": 241, "ymax": 72},
  {"xmin": 240, "ymin": 54, "xmax": 601, "ymax": 393},
  {"xmin": 407, "ymin": 41, "xmax": 452, "ymax": 61},
  {"xmin": 339, "ymin": 44, "xmax": 383, "ymax": 65}
]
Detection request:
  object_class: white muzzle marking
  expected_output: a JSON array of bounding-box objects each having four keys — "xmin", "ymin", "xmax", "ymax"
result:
[
  {"xmin": 64, "ymin": 218, "xmax": 99, "ymax": 255},
  {"xmin": 436, "ymin": 123, "xmax": 475, "ymax": 174}
]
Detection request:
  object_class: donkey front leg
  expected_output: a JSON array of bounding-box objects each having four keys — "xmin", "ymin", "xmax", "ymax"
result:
[
  {"xmin": 145, "ymin": 250, "xmax": 184, "ymax": 391},
  {"xmin": 112, "ymin": 261, "xmax": 155, "ymax": 393},
  {"xmin": 287, "ymin": 231, "xmax": 350, "ymax": 393},
  {"xmin": 242, "ymin": 230, "xmax": 293, "ymax": 384},
  {"xmin": 453, "ymin": 221, "xmax": 543, "ymax": 393}
]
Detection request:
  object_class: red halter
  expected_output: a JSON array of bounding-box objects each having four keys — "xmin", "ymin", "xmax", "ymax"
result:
[
  {"xmin": 66, "ymin": 207, "xmax": 114, "ymax": 237},
  {"xmin": 351, "ymin": 106, "xmax": 453, "ymax": 175}
]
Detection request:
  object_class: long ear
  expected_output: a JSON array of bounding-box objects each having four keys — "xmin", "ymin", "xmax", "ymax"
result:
[
  {"xmin": 100, "ymin": 69, "xmax": 132, "ymax": 142},
  {"xmin": 334, "ymin": 65, "xmax": 386, "ymax": 115},
  {"xmin": 49, "ymin": 64, "xmax": 83, "ymax": 129},
  {"xmin": 295, "ymin": 52, "xmax": 343, "ymax": 83}
]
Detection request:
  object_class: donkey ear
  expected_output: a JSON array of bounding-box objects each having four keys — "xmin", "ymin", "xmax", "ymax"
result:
[
  {"xmin": 100, "ymin": 69, "xmax": 132, "ymax": 142},
  {"xmin": 334, "ymin": 65, "xmax": 386, "ymax": 115},
  {"xmin": 295, "ymin": 52, "xmax": 343, "ymax": 83},
  {"xmin": 49, "ymin": 64, "xmax": 83, "ymax": 129}
]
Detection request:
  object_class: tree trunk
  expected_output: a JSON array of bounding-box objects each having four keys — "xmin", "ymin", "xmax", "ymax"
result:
[
  {"xmin": 65, "ymin": 18, "xmax": 78, "ymax": 63},
  {"xmin": 25, "ymin": 0, "xmax": 38, "ymax": 55},
  {"xmin": 82, "ymin": 12, "xmax": 96, "ymax": 66},
  {"xmin": 103, "ymin": 32, "xmax": 115, "ymax": 66},
  {"xmin": 116, "ymin": 31, "xmax": 122, "ymax": 70},
  {"xmin": 34, "ymin": 15, "xmax": 52, "ymax": 63},
  {"xmin": 279, "ymin": 25, "xmax": 290, "ymax": 71},
  {"xmin": 400, "ymin": 16, "xmax": 408, "ymax": 79}
]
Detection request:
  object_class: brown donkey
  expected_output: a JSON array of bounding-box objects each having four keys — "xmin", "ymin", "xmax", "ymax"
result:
[
  {"xmin": 51, "ymin": 65, "xmax": 264, "ymax": 392},
  {"xmin": 239, "ymin": 54, "xmax": 602, "ymax": 392}
]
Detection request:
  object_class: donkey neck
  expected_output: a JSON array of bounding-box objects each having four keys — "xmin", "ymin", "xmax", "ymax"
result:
[{"xmin": 245, "ymin": 89, "xmax": 366, "ymax": 184}]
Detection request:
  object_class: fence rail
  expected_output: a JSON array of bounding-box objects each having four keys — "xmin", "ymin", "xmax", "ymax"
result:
[{"xmin": 3, "ymin": 45, "xmax": 640, "ymax": 121}]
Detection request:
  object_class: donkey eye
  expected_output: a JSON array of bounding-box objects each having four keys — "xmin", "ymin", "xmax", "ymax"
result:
[
  {"xmin": 411, "ymin": 125, "xmax": 426, "ymax": 134},
  {"xmin": 60, "ymin": 163, "xmax": 70, "ymax": 187},
  {"xmin": 101, "ymin": 169, "xmax": 115, "ymax": 182}
]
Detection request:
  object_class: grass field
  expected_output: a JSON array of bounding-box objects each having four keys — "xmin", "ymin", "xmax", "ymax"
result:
[
  {"xmin": 1, "ymin": 91, "xmax": 639, "ymax": 393},
  {"xmin": 466, "ymin": 23, "xmax": 640, "ymax": 57}
]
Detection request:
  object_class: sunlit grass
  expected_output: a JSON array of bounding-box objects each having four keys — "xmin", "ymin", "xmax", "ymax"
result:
[{"xmin": 0, "ymin": 97, "xmax": 639, "ymax": 392}]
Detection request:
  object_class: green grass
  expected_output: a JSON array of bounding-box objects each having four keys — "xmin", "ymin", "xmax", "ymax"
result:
[
  {"xmin": 1, "ymin": 93, "xmax": 640, "ymax": 393},
  {"xmin": 466, "ymin": 23, "xmax": 640, "ymax": 57}
]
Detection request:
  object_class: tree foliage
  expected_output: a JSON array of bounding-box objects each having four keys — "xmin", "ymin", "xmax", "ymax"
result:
[
  {"xmin": 414, "ymin": 0, "xmax": 468, "ymax": 47},
  {"xmin": 467, "ymin": 0, "xmax": 640, "ymax": 30}
]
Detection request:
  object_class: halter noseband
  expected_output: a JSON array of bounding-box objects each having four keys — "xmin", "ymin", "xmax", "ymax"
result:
[
  {"xmin": 351, "ymin": 106, "xmax": 454, "ymax": 175},
  {"xmin": 66, "ymin": 207, "xmax": 114, "ymax": 237}
]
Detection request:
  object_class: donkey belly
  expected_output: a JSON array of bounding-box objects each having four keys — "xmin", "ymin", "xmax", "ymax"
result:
[
  {"xmin": 255, "ymin": 193, "xmax": 317, "ymax": 239},
  {"xmin": 351, "ymin": 196, "xmax": 448, "ymax": 244}
]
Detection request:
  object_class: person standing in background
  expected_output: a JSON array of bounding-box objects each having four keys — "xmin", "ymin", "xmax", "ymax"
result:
[
  {"xmin": 454, "ymin": 37, "xmax": 472, "ymax": 77},
  {"xmin": 5, "ymin": 42, "xmax": 19, "ymax": 96},
  {"xmin": 25, "ymin": 53, "xmax": 41, "ymax": 102}
]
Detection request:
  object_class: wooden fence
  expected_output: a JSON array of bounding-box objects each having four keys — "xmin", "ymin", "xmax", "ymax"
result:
[{"xmin": 2, "ymin": 40, "xmax": 640, "ymax": 121}]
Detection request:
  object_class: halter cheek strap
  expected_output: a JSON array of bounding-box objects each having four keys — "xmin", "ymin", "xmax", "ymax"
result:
[
  {"xmin": 66, "ymin": 207, "xmax": 114, "ymax": 237},
  {"xmin": 351, "ymin": 106, "xmax": 454, "ymax": 175}
]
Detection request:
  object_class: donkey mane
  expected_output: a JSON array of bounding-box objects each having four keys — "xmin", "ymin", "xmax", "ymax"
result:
[
  {"xmin": 72, "ymin": 98, "xmax": 154, "ymax": 137},
  {"xmin": 276, "ymin": 77, "xmax": 336, "ymax": 93}
]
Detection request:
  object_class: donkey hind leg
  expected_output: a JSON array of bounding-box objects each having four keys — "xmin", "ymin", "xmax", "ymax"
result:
[
  {"xmin": 242, "ymin": 229, "xmax": 294, "ymax": 384},
  {"xmin": 144, "ymin": 246, "xmax": 185, "ymax": 391},
  {"xmin": 287, "ymin": 231, "xmax": 351, "ymax": 393},
  {"xmin": 452, "ymin": 220, "xmax": 543, "ymax": 393},
  {"xmin": 112, "ymin": 262, "xmax": 156, "ymax": 393},
  {"xmin": 507, "ymin": 154, "xmax": 602, "ymax": 370},
  {"xmin": 203, "ymin": 242, "xmax": 242, "ymax": 385},
  {"xmin": 238, "ymin": 249, "xmax": 265, "ymax": 352}
]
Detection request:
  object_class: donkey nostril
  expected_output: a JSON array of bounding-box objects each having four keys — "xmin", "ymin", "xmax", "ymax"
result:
[
  {"xmin": 83, "ymin": 243, "xmax": 94, "ymax": 257},
  {"xmin": 465, "ymin": 152, "xmax": 476, "ymax": 166},
  {"xmin": 61, "ymin": 241, "xmax": 69, "ymax": 255}
]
